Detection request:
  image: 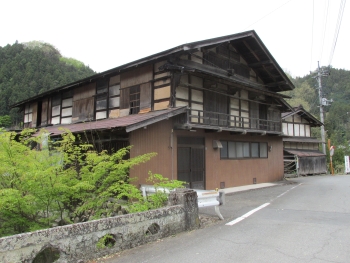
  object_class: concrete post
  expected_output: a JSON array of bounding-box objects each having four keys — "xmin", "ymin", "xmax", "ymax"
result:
[{"xmin": 168, "ymin": 189, "xmax": 200, "ymax": 231}]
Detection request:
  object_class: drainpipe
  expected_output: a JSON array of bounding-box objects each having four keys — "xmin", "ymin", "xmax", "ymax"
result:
[{"xmin": 171, "ymin": 129, "xmax": 174, "ymax": 180}]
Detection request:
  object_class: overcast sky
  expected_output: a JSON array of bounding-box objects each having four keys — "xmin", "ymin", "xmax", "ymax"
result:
[{"xmin": 1, "ymin": 0, "xmax": 348, "ymax": 78}]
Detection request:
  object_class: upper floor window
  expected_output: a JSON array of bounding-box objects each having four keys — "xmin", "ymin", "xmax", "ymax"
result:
[
  {"xmin": 129, "ymin": 85, "xmax": 140, "ymax": 114},
  {"xmin": 51, "ymin": 96, "xmax": 61, "ymax": 125},
  {"xmin": 96, "ymin": 79, "xmax": 108, "ymax": 120},
  {"xmin": 109, "ymin": 83, "xmax": 120, "ymax": 111},
  {"xmin": 51, "ymin": 90, "xmax": 73, "ymax": 125},
  {"xmin": 24, "ymin": 104, "xmax": 32, "ymax": 123},
  {"xmin": 95, "ymin": 77, "xmax": 121, "ymax": 120},
  {"xmin": 61, "ymin": 92, "xmax": 73, "ymax": 124}
]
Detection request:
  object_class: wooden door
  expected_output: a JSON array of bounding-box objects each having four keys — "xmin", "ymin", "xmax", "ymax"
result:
[{"xmin": 177, "ymin": 144, "xmax": 205, "ymax": 189}]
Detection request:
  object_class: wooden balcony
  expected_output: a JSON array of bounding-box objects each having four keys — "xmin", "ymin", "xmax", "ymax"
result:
[{"xmin": 176, "ymin": 109, "xmax": 282, "ymax": 134}]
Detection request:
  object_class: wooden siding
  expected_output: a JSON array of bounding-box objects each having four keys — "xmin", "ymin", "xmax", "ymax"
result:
[
  {"xmin": 120, "ymin": 88, "xmax": 130, "ymax": 110},
  {"xmin": 154, "ymin": 86, "xmax": 170, "ymax": 100},
  {"xmin": 31, "ymin": 103, "xmax": 38, "ymax": 128},
  {"xmin": 140, "ymin": 82, "xmax": 151, "ymax": 111},
  {"xmin": 41, "ymin": 98, "xmax": 49, "ymax": 126},
  {"xmin": 72, "ymin": 83, "xmax": 95, "ymax": 122},
  {"xmin": 109, "ymin": 75, "xmax": 120, "ymax": 85},
  {"xmin": 202, "ymin": 43, "xmax": 251, "ymax": 80},
  {"xmin": 298, "ymin": 156, "xmax": 327, "ymax": 175},
  {"xmin": 282, "ymin": 114, "xmax": 311, "ymax": 137},
  {"xmin": 190, "ymin": 51, "xmax": 203, "ymax": 64},
  {"xmin": 153, "ymin": 63, "xmax": 171, "ymax": 111},
  {"xmin": 121, "ymin": 64, "xmax": 153, "ymax": 89},
  {"xmin": 154, "ymin": 101, "xmax": 169, "ymax": 111}
]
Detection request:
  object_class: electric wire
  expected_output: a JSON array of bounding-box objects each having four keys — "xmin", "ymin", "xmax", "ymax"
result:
[
  {"xmin": 243, "ymin": 0, "xmax": 294, "ymax": 30},
  {"xmin": 319, "ymin": 0, "xmax": 330, "ymax": 64},
  {"xmin": 310, "ymin": 0, "xmax": 315, "ymax": 72},
  {"xmin": 328, "ymin": 0, "xmax": 346, "ymax": 66}
]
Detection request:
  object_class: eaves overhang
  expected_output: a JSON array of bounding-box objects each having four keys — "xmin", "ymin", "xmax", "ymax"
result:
[
  {"xmin": 34, "ymin": 107, "xmax": 187, "ymax": 137},
  {"xmin": 11, "ymin": 30, "xmax": 293, "ymax": 108},
  {"xmin": 170, "ymin": 59, "xmax": 291, "ymax": 100},
  {"xmin": 282, "ymin": 106, "xmax": 323, "ymax": 126},
  {"xmin": 284, "ymin": 149, "xmax": 326, "ymax": 157},
  {"xmin": 175, "ymin": 123, "xmax": 283, "ymax": 136}
]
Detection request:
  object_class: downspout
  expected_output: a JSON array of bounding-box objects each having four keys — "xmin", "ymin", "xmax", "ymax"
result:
[{"xmin": 171, "ymin": 129, "xmax": 174, "ymax": 180}]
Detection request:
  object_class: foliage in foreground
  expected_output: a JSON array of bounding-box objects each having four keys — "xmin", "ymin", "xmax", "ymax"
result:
[{"xmin": 0, "ymin": 128, "xmax": 184, "ymax": 237}]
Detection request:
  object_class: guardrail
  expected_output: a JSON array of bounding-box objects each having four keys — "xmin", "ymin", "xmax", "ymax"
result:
[{"xmin": 140, "ymin": 185, "xmax": 225, "ymax": 220}]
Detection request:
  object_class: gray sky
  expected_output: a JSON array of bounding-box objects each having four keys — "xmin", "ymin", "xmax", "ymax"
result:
[{"xmin": 1, "ymin": 0, "xmax": 348, "ymax": 77}]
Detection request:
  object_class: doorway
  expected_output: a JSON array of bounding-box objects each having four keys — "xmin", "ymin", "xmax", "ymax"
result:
[{"xmin": 177, "ymin": 137, "xmax": 205, "ymax": 189}]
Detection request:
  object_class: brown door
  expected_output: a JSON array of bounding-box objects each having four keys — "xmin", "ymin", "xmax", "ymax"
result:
[{"xmin": 177, "ymin": 141, "xmax": 205, "ymax": 189}]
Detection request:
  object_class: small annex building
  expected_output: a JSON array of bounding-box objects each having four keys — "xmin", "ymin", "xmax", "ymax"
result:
[
  {"xmin": 12, "ymin": 30, "xmax": 295, "ymax": 190},
  {"xmin": 282, "ymin": 105, "xmax": 327, "ymax": 176}
]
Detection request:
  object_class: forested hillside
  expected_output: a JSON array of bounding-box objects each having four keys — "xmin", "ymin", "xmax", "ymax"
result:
[
  {"xmin": 284, "ymin": 67, "xmax": 350, "ymax": 171},
  {"xmin": 0, "ymin": 41, "xmax": 95, "ymax": 127}
]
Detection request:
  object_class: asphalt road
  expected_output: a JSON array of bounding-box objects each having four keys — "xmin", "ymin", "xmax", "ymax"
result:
[{"xmin": 93, "ymin": 175, "xmax": 350, "ymax": 263}]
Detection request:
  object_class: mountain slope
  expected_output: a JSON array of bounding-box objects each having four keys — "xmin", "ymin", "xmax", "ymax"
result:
[{"xmin": 0, "ymin": 41, "xmax": 95, "ymax": 125}]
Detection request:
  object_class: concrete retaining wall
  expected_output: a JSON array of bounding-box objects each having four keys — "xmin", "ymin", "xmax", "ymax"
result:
[{"xmin": 0, "ymin": 189, "xmax": 199, "ymax": 263}]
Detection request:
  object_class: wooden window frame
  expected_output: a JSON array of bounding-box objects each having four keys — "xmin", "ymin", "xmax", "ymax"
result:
[
  {"xmin": 50, "ymin": 91, "xmax": 73, "ymax": 125},
  {"xmin": 51, "ymin": 95, "xmax": 61, "ymax": 125},
  {"xmin": 129, "ymin": 85, "xmax": 140, "ymax": 115},
  {"xmin": 24, "ymin": 104, "xmax": 33, "ymax": 124},
  {"xmin": 108, "ymin": 83, "xmax": 121, "ymax": 111},
  {"xmin": 94, "ymin": 78, "xmax": 121, "ymax": 120},
  {"xmin": 95, "ymin": 79, "xmax": 109, "ymax": 120},
  {"xmin": 220, "ymin": 140, "xmax": 268, "ymax": 159}
]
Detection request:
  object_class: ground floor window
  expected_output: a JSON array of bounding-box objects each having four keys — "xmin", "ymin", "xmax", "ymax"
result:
[{"xmin": 220, "ymin": 141, "xmax": 268, "ymax": 159}]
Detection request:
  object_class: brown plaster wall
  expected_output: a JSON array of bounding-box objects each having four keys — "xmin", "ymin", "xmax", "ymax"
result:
[
  {"xmin": 173, "ymin": 129, "xmax": 283, "ymax": 190},
  {"xmin": 129, "ymin": 119, "xmax": 283, "ymax": 190},
  {"xmin": 204, "ymin": 131, "xmax": 283, "ymax": 189},
  {"xmin": 129, "ymin": 119, "xmax": 174, "ymax": 186}
]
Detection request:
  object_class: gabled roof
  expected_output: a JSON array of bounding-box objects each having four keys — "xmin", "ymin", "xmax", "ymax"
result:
[
  {"xmin": 12, "ymin": 30, "xmax": 293, "ymax": 108},
  {"xmin": 282, "ymin": 105, "xmax": 322, "ymax": 127},
  {"xmin": 35, "ymin": 107, "xmax": 187, "ymax": 136}
]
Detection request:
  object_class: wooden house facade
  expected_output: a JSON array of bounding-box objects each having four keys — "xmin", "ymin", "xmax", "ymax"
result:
[
  {"xmin": 282, "ymin": 106, "xmax": 327, "ymax": 176},
  {"xmin": 12, "ymin": 31, "xmax": 295, "ymax": 190}
]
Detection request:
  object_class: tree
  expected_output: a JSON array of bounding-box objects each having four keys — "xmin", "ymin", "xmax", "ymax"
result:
[
  {"xmin": 0, "ymin": 115, "xmax": 11, "ymax": 128},
  {"xmin": 0, "ymin": 41, "xmax": 95, "ymax": 126},
  {"xmin": 0, "ymin": 128, "xmax": 159, "ymax": 237}
]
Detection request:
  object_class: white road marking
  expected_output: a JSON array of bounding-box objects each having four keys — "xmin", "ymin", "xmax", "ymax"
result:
[
  {"xmin": 226, "ymin": 203, "xmax": 270, "ymax": 226},
  {"xmin": 226, "ymin": 183, "xmax": 302, "ymax": 226}
]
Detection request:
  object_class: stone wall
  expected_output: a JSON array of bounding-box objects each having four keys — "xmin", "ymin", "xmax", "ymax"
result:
[{"xmin": 0, "ymin": 189, "xmax": 199, "ymax": 263}]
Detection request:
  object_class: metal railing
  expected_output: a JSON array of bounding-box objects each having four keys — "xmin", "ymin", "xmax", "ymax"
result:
[
  {"xmin": 188, "ymin": 109, "xmax": 281, "ymax": 132},
  {"xmin": 140, "ymin": 184, "xmax": 225, "ymax": 220}
]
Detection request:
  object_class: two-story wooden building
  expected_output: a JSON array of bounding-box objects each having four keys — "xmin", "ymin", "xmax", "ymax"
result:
[
  {"xmin": 12, "ymin": 30, "xmax": 295, "ymax": 189},
  {"xmin": 282, "ymin": 105, "xmax": 327, "ymax": 176}
]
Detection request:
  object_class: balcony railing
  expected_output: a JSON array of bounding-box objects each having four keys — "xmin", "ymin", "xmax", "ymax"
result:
[{"xmin": 187, "ymin": 109, "xmax": 281, "ymax": 132}]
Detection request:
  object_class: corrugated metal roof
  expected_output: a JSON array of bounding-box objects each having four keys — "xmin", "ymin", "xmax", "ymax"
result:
[
  {"xmin": 37, "ymin": 107, "xmax": 186, "ymax": 136},
  {"xmin": 284, "ymin": 149, "xmax": 325, "ymax": 157}
]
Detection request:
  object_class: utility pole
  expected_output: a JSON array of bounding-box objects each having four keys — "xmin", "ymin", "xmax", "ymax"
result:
[{"xmin": 316, "ymin": 61, "xmax": 328, "ymax": 154}]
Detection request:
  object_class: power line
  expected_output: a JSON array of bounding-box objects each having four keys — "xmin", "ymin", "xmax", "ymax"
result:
[
  {"xmin": 310, "ymin": 0, "xmax": 315, "ymax": 72},
  {"xmin": 319, "ymin": 0, "xmax": 330, "ymax": 64},
  {"xmin": 328, "ymin": 0, "xmax": 347, "ymax": 66},
  {"xmin": 243, "ymin": 0, "xmax": 294, "ymax": 30}
]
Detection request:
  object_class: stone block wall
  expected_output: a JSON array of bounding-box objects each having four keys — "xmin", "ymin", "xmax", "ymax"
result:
[{"xmin": 0, "ymin": 189, "xmax": 199, "ymax": 263}]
